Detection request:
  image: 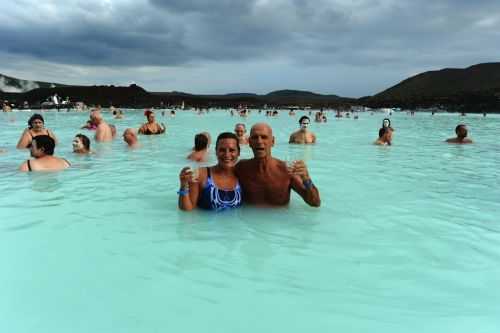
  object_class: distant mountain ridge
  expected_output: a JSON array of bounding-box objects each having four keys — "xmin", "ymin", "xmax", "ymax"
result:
[
  {"xmin": 2, "ymin": 62, "xmax": 500, "ymax": 112},
  {"xmin": 0, "ymin": 73, "xmax": 67, "ymax": 93},
  {"xmin": 364, "ymin": 62, "xmax": 500, "ymax": 111},
  {"xmin": 373, "ymin": 63, "xmax": 500, "ymax": 100}
]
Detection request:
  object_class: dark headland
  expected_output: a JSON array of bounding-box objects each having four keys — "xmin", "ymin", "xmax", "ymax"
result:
[{"xmin": 2, "ymin": 62, "xmax": 500, "ymax": 112}]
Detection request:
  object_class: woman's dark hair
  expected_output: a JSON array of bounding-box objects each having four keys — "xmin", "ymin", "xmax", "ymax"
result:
[
  {"xmin": 75, "ymin": 133, "xmax": 91, "ymax": 150},
  {"xmin": 28, "ymin": 114, "xmax": 44, "ymax": 129},
  {"xmin": 194, "ymin": 133, "xmax": 209, "ymax": 151},
  {"xmin": 33, "ymin": 135, "xmax": 55, "ymax": 155},
  {"xmin": 215, "ymin": 132, "xmax": 240, "ymax": 152},
  {"xmin": 378, "ymin": 127, "xmax": 387, "ymax": 138},
  {"xmin": 299, "ymin": 115, "xmax": 310, "ymax": 124},
  {"xmin": 382, "ymin": 118, "xmax": 391, "ymax": 128}
]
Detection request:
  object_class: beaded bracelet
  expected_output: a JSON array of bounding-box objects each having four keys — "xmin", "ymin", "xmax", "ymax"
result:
[
  {"xmin": 177, "ymin": 188, "xmax": 190, "ymax": 196},
  {"xmin": 303, "ymin": 179, "xmax": 314, "ymax": 190}
]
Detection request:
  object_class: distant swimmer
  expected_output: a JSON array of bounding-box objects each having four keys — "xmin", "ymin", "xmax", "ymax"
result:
[
  {"xmin": 17, "ymin": 114, "xmax": 58, "ymax": 149},
  {"xmin": 374, "ymin": 127, "xmax": 393, "ymax": 146},
  {"xmin": 72, "ymin": 134, "xmax": 91, "ymax": 154},
  {"xmin": 138, "ymin": 110, "xmax": 166, "ymax": 135},
  {"xmin": 91, "ymin": 110, "xmax": 113, "ymax": 142},
  {"xmin": 19, "ymin": 135, "xmax": 70, "ymax": 172},
  {"xmin": 2, "ymin": 101, "xmax": 12, "ymax": 112},
  {"xmin": 114, "ymin": 110, "xmax": 124, "ymax": 119},
  {"xmin": 187, "ymin": 133, "xmax": 210, "ymax": 162},
  {"xmin": 445, "ymin": 124, "xmax": 473, "ymax": 144},
  {"xmin": 81, "ymin": 119, "xmax": 97, "ymax": 130},
  {"xmin": 382, "ymin": 118, "xmax": 394, "ymax": 131},
  {"xmin": 289, "ymin": 116, "xmax": 316, "ymax": 144},
  {"xmin": 123, "ymin": 128, "xmax": 140, "ymax": 148},
  {"xmin": 234, "ymin": 123, "xmax": 249, "ymax": 145},
  {"xmin": 235, "ymin": 123, "xmax": 320, "ymax": 207},
  {"xmin": 178, "ymin": 132, "xmax": 242, "ymax": 211}
]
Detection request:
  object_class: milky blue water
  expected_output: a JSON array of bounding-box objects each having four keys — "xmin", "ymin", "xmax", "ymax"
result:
[{"xmin": 1, "ymin": 110, "xmax": 499, "ymax": 332}]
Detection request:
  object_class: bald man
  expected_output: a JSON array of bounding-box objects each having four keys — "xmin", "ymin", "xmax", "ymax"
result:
[
  {"xmin": 90, "ymin": 110, "xmax": 113, "ymax": 142},
  {"xmin": 123, "ymin": 128, "xmax": 139, "ymax": 148},
  {"xmin": 235, "ymin": 123, "xmax": 320, "ymax": 207}
]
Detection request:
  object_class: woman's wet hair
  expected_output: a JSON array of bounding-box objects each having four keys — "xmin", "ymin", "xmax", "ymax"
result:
[
  {"xmin": 379, "ymin": 127, "xmax": 387, "ymax": 138},
  {"xmin": 299, "ymin": 115, "xmax": 310, "ymax": 124},
  {"xmin": 33, "ymin": 135, "xmax": 55, "ymax": 155},
  {"xmin": 28, "ymin": 114, "xmax": 44, "ymax": 129},
  {"xmin": 215, "ymin": 132, "xmax": 240, "ymax": 152},
  {"xmin": 194, "ymin": 133, "xmax": 209, "ymax": 151},
  {"xmin": 75, "ymin": 133, "xmax": 91, "ymax": 150},
  {"xmin": 144, "ymin": 110, "xmax": 154, "ymax": 118}
]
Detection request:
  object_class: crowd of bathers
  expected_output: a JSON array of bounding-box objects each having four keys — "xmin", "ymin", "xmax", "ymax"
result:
[{"xmin": 4, "ymin": 107, "xmax": 474, "ymax": 211}]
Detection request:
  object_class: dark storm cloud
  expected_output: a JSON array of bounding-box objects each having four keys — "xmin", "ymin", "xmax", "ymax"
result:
[{"xmin": 0, "ymin": 0, "xmax": 499, "ymax": 95}]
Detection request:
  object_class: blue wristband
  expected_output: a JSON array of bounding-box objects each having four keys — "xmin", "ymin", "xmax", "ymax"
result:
[
  {"xmin": 177, "ymin": 188, "xmax": 189, "ymax": 196},
  {"xmin": 303, "ymin": 179, "xmax": 313, "ymax": 190}
]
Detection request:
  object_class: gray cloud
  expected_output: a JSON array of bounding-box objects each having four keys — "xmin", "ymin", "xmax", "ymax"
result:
[{"xmin": 0, "ymin": 0, "xmax": 499, "ymax": 96}]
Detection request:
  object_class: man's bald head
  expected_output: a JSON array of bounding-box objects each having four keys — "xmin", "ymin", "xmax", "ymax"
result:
[
  {"xmin": 90, "ymin": 109, "xmax": 102, "ymax": 123},
  {"xmin": 250, "ymin": 123, "xmax": 273, "ymax": 136},
  {"xmin": 123, "ymin": 128, "xmax": 138, "ymax": 146}
]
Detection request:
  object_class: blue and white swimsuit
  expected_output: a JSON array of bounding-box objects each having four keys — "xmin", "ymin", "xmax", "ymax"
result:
[{"xmin": 197, "ymin": 168, "xmax": 242, "ymax": 211}]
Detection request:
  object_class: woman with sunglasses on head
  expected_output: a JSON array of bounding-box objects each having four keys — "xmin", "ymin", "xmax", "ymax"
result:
[
  {"xmin": 16, "ymin": 113, "xmax": 58, "ymax": 149},
  {"xmin": 138, "ymin": 110, "xmax": 166, "ymax": 135}
]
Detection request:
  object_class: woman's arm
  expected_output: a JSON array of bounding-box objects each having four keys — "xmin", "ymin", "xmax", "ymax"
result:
[
  {"xmin": 178, "ymin": 167, "xmax": 202, "ymax": 211},
  {"xmin": 48, "ymin": 129, "xmax": 58, "ymax": 145},
  {"xmin": 16, "ymin": 129, "xmax": 30, "ymax": 149}
]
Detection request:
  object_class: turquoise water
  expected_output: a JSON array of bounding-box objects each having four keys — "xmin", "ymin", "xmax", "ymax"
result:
[{"xmin": 1, "ymin": 110, "xmax": 499, "ymax": 332}]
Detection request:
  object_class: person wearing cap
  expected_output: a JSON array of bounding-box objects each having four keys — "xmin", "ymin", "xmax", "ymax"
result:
[
  {"xmin": 446, "ymin": 124, "xmax": 473, "ymax": 144},
  {"xmin": 289, "ymin": 116, "xmax": 316, "ymax": 144},
  {"xmin": 138, "ymin": 110, "xmax": 166, "ymax": 135},
  {"xmin": 17, "ymin": 113, "xmax": 58, "ymax": 149}
]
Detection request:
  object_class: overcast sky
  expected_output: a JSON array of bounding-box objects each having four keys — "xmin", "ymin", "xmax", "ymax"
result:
[{"xmin": 1, "ymin": 0, "xmax": 499, "ymax": 96}]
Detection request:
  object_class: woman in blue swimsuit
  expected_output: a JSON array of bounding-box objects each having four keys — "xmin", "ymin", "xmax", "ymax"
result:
[{"xmin": 178, "ymin": 132, "xmax": 242, "ymax": 211}]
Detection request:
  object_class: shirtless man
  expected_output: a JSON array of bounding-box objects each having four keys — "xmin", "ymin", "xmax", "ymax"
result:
[
  {"xmin": 90, "ymin": 110, "xmax": 113, "ymax": 142},
  {"xmin": 446, "ymin": 124, "xmax": 473, "ymax": 144},
  {"xmin": 234, "ymin": 123, "xmax": 249, "ymax": 145},
  {"xmin": 289, "ymin": 116, "xmax": 316, "ymax": 144},
  {"xmin": 235, "ymin": 123, "xmax": 320, "ymax": 207},
  {"xmin": 123, "ymin": 128, "xmax": 140, "ymax": 148},
  {"xmin": 19, "ymin": 135, "xmax": 70, "ymax": 172}
]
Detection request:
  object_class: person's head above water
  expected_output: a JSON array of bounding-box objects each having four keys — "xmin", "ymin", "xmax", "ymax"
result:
[
  {"xmin": 455, "ymin": 124, "xmax": 468, "ymax": 138},
  {"xmin": 299, "ymin": 116, "xmax": 311, "ymax": 129},
  {"xmin": 382, "ymin": 118, "xmax": 391, "ymax": 128},
  {"xmin": 89, "ymin": 109, "xmax": 102, "ymax": 124},
  {"xmin": 215, "ymin": 132, "xmax": 240, "ymax": 153},
  {"xmin": 194, "ymin": 133, "xmax": 209, "ymax": 152},
  {"xmin": 28, "ymin": 114, "xmax": 45, "ymax": 130},
  {"xmin": 234, "ymin": 123, "xmax": 246, "ymax": 136},
  {"xmin": 73, "ymin": 134, "xmax": 90, "ymax": 153},
  {"xmin": 123, "ymin": 128, "xmax": 138, "ymax": 146},
  {"xmin": 249, "ymin": 123, "xmax": 274, "ymax": 159},
  {"xmin": 144, "ymin": 110, "xmax": 155, "ymax": 122},
  {"xmin": 31, "ymin": 135, "xmax": 55, "ymax": 157}
]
